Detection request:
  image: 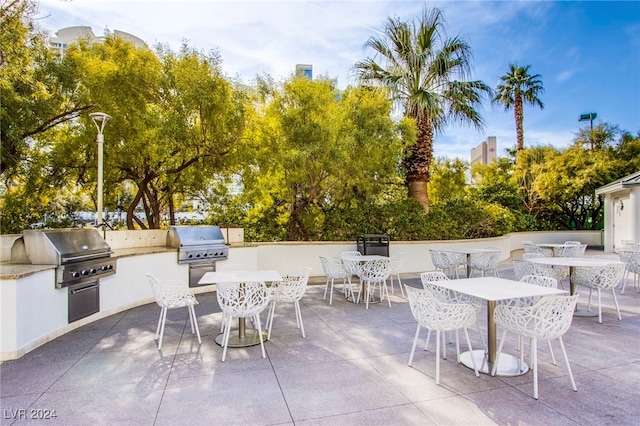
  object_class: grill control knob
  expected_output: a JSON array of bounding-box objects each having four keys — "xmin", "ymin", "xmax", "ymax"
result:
[
  {"xmin": 81, "ymin": 270, "xmax": 90, "ymax": 276},
  {"xmin": 71, "ymin": 272, "xmax": 81, "ymax": 278},
  {"xmin": 90, "ymin": 268, "xmax": 97, "ymax": 274}
]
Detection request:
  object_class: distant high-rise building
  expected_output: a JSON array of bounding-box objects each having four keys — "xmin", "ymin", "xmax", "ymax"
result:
[
  {"xmin": 49, "ymin": 26, "xmax": 146, "ymax": 56},
  {"xmin": 295, "ymin": 64, "xmax": 313, "ymax": 79},
  {"xmin": 470, "ymin": 136, "xmax": 497, "ymax": 166}
]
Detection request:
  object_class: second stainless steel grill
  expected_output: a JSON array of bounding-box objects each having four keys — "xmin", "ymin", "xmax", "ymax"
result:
[{"xmin": 166, "ymin": 225, "xmax": 229, "ymax": 264}]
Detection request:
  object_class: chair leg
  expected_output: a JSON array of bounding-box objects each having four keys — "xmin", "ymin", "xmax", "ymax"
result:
[
  {"xmin": 188, "ymin": 305, "xmax": 202, "ymax": 344},
  {"xmin": 398, "ymin": 274, "xmax": 405, "ymax": 297},
  {"xmin": 323, "ymin": 277, "xmax": 330, "ymax": 301},
  {"xmin": 254, "ymin": 314, "xmax": 266, "ymax": 359},
  {"xmin": 611, "ymin": 288, "xmax": 622, "ymax": 321},
  {"xmin": 267, "ymin": 301, "xmax": 277, "ymax": 340},
  {"xmin": 221, "ymin": 315, "xmax": 232, "ymax": 362},
  {"xmin": 329, "ymin": 278, "xmax": 335, "ymax": 305},
  {"xmin": 157, "ymin": 308, "xmax": 168, "ymax": 350},
  {"xmin": 620, "ymin": 269, "xmax": 628, "ymax": 294},
  {"xmin": 435, "ymin": 330, "xmax": 441, "ymax": 385},
  {"xmin": 547, "ymin": 340, "xmax": 556, "ymax": 365},
  {"xmin": 365, "ymin": 281, "xmax": 371, "ymax": 309},
  {"xmin": 155, "ymin": 307, "xmax": 164, "ymax": 340},
  {"xmin": 295, "ymin": 300, "xmax": 305, "ymax": 338},
  {"xmin": 382, "ymin": 281, "xmax": 391, "ymax": 308},
  {"xmin": 408, "ymin": 324, "xmax": 421, "ymax": 366},
  {"xmin": 531, "ymin": 338, "xmax": 539, "ymax": 400},
  {"xmin": 424, "ymin": 329, "xmax": 432, "ymax": 351},
  {"xmin": 597, "ymin": 289, "xmax": 602, "ymax": 324},
  {"xmin": 464, "ymin": 328, "xmax": 479, "ymax": 377},
  {"xmin": 558, "ymin": 336, "xmax": 577, "ymax": 392},
  {"xmin": 491, "ymin": 329, "xmax": 508, "ymax": 376}
]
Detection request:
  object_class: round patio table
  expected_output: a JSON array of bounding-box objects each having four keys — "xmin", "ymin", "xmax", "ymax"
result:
[{"xmin": 527, "ymin": 257, "xmax": 624, "ymax": 317}]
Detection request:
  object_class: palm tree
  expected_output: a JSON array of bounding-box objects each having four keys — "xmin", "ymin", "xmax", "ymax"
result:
[
  {"xmin": 494, "ymin": 64, "xmax": 544, "ymax": 151},
  {"xmin": 354, "ymin": 7, "xmax": 491, "ymax": 213}
]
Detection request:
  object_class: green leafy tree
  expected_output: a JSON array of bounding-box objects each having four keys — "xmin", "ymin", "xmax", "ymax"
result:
[
  {"xmin": 494, "ymin": 64, "xmax": 544, "ymax": 151},
  {"xmin": 55, "ymin": 39, "xmax": 248, "ymax": 229},
  {"xmin": 428, "ymin": 158, "xmax": 468, "ymax": 205},
  {"xmin": 236, "ymin": 76, "xmax": 403, "ymax": 241},
  {"xmin": 0, "ymin": 0, "xmax": 92, "ymax": 176},
  {"xmin": 354, "ymin": 7, "xmax": 491, "ymax": 212}
]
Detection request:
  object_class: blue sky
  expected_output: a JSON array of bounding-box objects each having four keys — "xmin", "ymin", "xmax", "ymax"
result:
[{"xmin": 37, "ymin": 0, "xmax": 640, "ymax": 160}]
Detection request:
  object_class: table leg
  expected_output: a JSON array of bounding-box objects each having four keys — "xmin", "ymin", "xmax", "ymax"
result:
[
  {"xmin": 466, "ymin": 254, "xmax": 472, "ymax": 278},
  {"xmin": 487, "ymin": 300, "xmax": 496, "ymax": 364},
  {"xmin": 459, "ymin": 300, "xmax": 529, "ymax": 376}
]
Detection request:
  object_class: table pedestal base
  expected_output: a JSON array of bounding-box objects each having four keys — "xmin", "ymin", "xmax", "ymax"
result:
[
  {"xmin": 573, "ymin": 307, "xmax": 599, "ymax": 317},
  {"xmin": 214, "ymin": 329, "xmax": 267, "ymax": 348},
  {"xmin": 460, "ymin": 350, "xmax": 529, "ymax": 376}
]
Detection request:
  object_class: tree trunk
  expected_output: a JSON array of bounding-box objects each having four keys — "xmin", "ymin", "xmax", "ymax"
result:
[
  {"xmin": 515, "ymin": 96, "xmax": 524, "ymax": 151},
  {"xmin": 403, "ymin": 115, "xmax": 434, "ymax": 213}
]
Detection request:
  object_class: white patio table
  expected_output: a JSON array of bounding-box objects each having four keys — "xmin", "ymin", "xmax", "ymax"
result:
[
  {"xmin": 527, "ymin": 257, "xmax": 624, "ymax": 317},
  {"xmin": 199, "ymin": 270, "xmax": 282, "ymax": 347},
  {"xmin": 430, "ymin": 277, "xmax": 566, "ymax": 376},
  {"xmin": 440, "ymin": 248, "xmax": 500, "ymax": 278}
]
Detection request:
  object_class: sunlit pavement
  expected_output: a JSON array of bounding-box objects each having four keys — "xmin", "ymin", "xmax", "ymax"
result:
[{"xmin": 2, "ymin": 249, "xmax": 639, "ymax": 425}]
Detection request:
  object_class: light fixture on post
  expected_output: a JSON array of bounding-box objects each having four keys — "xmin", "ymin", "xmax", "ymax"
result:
[
  {"xmin": 579, "ymin": 112, "xmax": 597, "ymax": 149},
  {"xmin": 89, "ymin": 112, "xmax": 112, "ymax": 227}
]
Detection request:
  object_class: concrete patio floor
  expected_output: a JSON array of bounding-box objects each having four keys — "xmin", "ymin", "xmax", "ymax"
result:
[{"xmin": 2, "ymin": 250, "xmax": 639, "ymax": 425}]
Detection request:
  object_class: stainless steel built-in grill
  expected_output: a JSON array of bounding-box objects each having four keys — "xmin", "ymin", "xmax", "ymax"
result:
[
  {"xmin": 11, "ymin": 228, "xmax": 117, "ymax": 322},
  {"xmin": 166, "ymin": 225, "xmax": 229, "ymax": 286},
  {"xmin": 166, "ymin": 225, "xmax": 229, "ymax": 264},
  {"xmin": 12, "ymin": 229, "xmax": 117, "ymax": 288}
]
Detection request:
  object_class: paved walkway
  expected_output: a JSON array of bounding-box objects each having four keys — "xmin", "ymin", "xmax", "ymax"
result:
[{"xmin": 2, "ymin": 251, "xmax": 639, "ymax": 425}]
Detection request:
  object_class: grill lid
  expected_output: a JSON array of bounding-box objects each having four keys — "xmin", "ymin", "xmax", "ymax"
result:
[
  {"xmin": 166, "ymin": 225, "xmax": 226, "ymax": 247},
  {"xmin": 20, "ymin": 228, "xmax": 112, "ymax": 265}
]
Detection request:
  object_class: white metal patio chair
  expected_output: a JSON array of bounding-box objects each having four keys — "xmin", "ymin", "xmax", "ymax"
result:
[
  {"xmin": 266, "ymin": 267, "xmax": 312, "ymax": 339},
  {"xmin": 217, "ymin": 280, "xmax": 271, "ymax": 362},
  {"xmin": 388, "ymin": 252, "xmax": 406, "ymax": 298},
  {"xmin": 406, "ymin": 284, "xmax": 480, "ymax": 385},
  {"xmin": 341, "ymin": 251, "xmax": 363, "ymax": 291},
  {"xmin": 522, "ymin": 241, "xmax": 553, "ymax": 257},
  {"xmin": 420, "ymin": 271, "xmax": 486, "ymax": 351},
  {"xmin": 492, "ymin": 294, "xmax": 579, "ymax": 399},
  {"xmin": 571, "ymin": 263, "xmax": 625, "ymax": 323},
  {"xmin": 359, "ymin": 258, "xmax": 392, "ymax": 309},
  {"xmin": 429, "ymin": 249, "xmax": 461, "ymax": 278},
  {"xmin": 469, "ymin": 249, "xmax": 500, "ymax": 277},
  {"xmin": 556, "ymin": 244, "xmax": 585, "ymax": 258},
  {"xmin": 147, "ymin": 273, "xmax": 201, "ymax": 351},
  {"xmin": 320, "ymin": 256, "xmax": 353, "ymax": 304},
  {"xmin": 522, "ymin": 253, "xmax": 567, "ymax": 289},
  {"xmin": 218, "ymin": 263, "xmax": 253, "ymax": 332},
  {"xmin": 618, "ymin": 248, "xmax": 640, "ymax": 294}
]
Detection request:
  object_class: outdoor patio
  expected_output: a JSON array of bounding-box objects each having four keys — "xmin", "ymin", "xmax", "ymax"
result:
[{"xmin": 1, "ymin": 250, "xmax": 639, "ymax": 425}]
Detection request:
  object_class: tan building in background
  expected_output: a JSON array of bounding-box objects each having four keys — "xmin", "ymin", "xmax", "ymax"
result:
[
  {"xmin": 470, "ymin": 136, "xmax": 497, "ymax": 166},
  {"xmin": 49, "ymin": 26, "xmax": 147, "ymax": 56}
]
